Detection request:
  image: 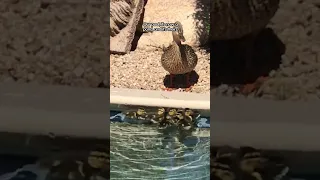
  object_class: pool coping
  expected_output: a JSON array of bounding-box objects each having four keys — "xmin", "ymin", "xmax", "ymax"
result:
[
  {"xmin": 3, "ymin": 83, "xmax": 320, "ymax": 152},
  {"xmin": 211, "ymin": 95, "xmax": 320, "ymax": 151},
  {"xmin": 110, "ymin": 87, "xmax": 210, "ymax": 117},
  {"xmin": 0, "ymin": 82, "xmax": 108, "ymax": 139}
]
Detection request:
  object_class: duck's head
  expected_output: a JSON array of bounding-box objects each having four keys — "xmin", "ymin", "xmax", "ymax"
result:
[
  {"xmin": 88, "ymin": 145, "xmax": 109, "ymax": 169},
  {"xmin": 176, "ymin": 112, "xmax": 184, "ymax": 121},
  {"xmin": 212, "ymin": 163, "xmax": 235, "ymax": 180},
  {"xmin": 184, "ymin": 108, "xmax": 194, "ymax": 117},
  {"xmin": 136, "ymin": 108, "xmax": 146, "ymax": 116},
  {"xmin": 239, "ymin": 147, "xmax": 267, "ymax": 173},
  {"xmin": 157, "ymin": 108, "xmax": 165, "ymax": 116},
  {"xmin": 172, "ymin": 21, "xmax": 185, "ymax": 44},
  {"xmin": 168, "ymin": 108, "xmax": 177, "ymax": 117}
]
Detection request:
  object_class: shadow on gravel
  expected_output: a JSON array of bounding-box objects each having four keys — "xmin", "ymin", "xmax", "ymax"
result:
[
  {"xmin": 210, "ymin": 28, "xmax": 285, "ymax": 87},
  {"xmin": 163, "ymin": 70, "xmax": 199, "ymax": 89}
]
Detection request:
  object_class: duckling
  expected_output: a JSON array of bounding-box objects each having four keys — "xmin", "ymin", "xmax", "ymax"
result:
[
  {"xmin": 161, "ymin": 21, "xmax": 198, "ymax": 91},
  {"xmin": 183, "ymin": 108, "xmax": 200, "ymax": 129},
  {"xmin": 185, "ymin": 108, "xmax": 200, "ymax": 120},
  {"xmin": 146, "ymin": 107, "xmax": 166, "ymax": 124},
  {"xmin": 43, "ymin": 145, "xmax": 109, "ymax": 180},
  {"xmin": 123, "ymin": 108, "xmax": 152, "ymax": 124},
  {"xmin": 239, "ymin": 147, "xmax": 268, "ymax": 175},
  {"xmin": 84, "ymin": 145, "xmax": 109, "ymax": 179},
  {"xmin": 165, "ymin": 108, "xmax": 177, "ymax": 124},
  {"xmin": 158, "ymin": 108, "xmax": 177, "ymax": 129},
  {"xmin": 239, "ymin": 146, "xmax": 289, "ymax": 180},
  {"xmin": 211, "ymin": 147, "xmax": 236, "ymax": 180},
  {"xmin": 124, "ymin": 107, "xmax": 146, "ymax": 119},
  {"xmin": 211, "ymin": 162, "xmax": 235, "ymax": 180},
  {"xmin": 176, "ymin": 111, "xmax": 193, "ymax": 130}
]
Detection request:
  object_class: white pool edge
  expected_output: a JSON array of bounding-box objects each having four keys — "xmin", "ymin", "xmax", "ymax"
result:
[
  {"xmin": 110, "ymin": 87, "xmax": 210, "ymax": 116},
  {"xmin": 211, "ymin": 95, "xmax": 320, "ymax": 151},
  {"xmin": 0, "ymin": 83, "xmax": 109, "ymax": 139},
  {"xmin": 3, "ymin": 83, "xmax": 320, "ymax": 152}
]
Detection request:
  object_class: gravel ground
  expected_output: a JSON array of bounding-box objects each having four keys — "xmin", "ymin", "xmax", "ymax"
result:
[
  {"xmin": 211, "ymin": 0, "xmax": 320, "ymax": 101},
  {"xmin": 0, "ymin": 0, "xmax": 108, "ymax": 88},
  {"xmin": 110, "ymin": 47, "xmax": 210, "ymax": 93}
]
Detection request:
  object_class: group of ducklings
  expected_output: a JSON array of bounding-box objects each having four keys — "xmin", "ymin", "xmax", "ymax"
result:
[
  {"xmin": 37, "ymin": 145, "xmax": 109, "ymax": 180},
  {"xmin": 124, "ymin": 107, "xmax": 200, "ymax": 130},
  {"xmin": 211, "ymin": 146, "xmax": 289, "ymax": 180}
]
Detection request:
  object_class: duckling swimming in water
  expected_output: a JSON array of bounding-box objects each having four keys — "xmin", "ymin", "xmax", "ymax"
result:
[
  {"xmin": 239, "ymin": 146, "xmax": 289, "ymax": 180},
  {"xmin": 166, "ymin": 108, "xmax": 177, "ymax": 122},
  {"xmin": 211, "ymin": 146, "xmax": 289, "ymax": 180},
  {"xmin": 43, "ymin": 145, "xmax": 108, "ymax": 180},
  {"xmin": 211, "ymin": 146, "xmax": 236, "ymax": 180},
  {"xmin": 158, "ymin": 108, "xmax": 177, "ymax": 129},
  {"xmin": 123, "ymin": 107, "xmax": 152, "ymax": 124},
  {"xmin": 158, "ymin": 108, "xmax": 199, "ymax": 130},
  {"xmin": 185, "ymin": 108, "xmax": 200, "ymax": 121},
  {"xmin": 175, "ymin": 110, "xmax": 192, "ymax": 130},
  {"xmin": 146, "ymin": 107, "xmax": 166, "ymax": 124},
  {"xmin": 85, "ymin": 145, "xmax": 109, "ymax": 179},
  {"xmin": 124, "ymin": 108, "xmax": 147, "ymax": 119}
]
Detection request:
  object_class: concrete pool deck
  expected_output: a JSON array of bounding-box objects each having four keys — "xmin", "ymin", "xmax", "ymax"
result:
[
  {"xmin": 0, "ymin": 82, "xmax": 108, "ymax": 139},
  {"xmin": 211, "ymin": 95, "xmax": 320, "ymax": 151},
  {"xmin": 110, "ymin": 87, "xmax": 210, "ymax": 117},
  {"xmin": 1, "ymin": 83, "xmax": 320, "ymax": 152}
]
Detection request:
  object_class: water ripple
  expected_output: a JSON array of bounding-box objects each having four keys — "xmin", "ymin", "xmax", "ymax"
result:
[{"xmin": 110, "ymin": 123, "xmax": 210, "ymax": 180}]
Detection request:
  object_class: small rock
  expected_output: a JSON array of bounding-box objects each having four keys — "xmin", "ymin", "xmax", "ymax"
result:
[{"xmin": 73, "ymin": 66, "xmax": 84, "ymax": 77}]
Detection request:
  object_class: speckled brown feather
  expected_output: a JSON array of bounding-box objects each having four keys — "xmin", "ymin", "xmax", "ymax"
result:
[{"xmin": 161, "ymin": 22, "xmax": 198, "ymax": 75}]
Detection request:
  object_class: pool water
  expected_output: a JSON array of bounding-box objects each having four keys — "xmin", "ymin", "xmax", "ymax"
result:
[{"xmin": 110, "ymin": 111, "xmax": 210, "ymax": 180}]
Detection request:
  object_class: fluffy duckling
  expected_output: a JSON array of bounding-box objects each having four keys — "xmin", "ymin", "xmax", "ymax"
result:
[
  {"xmin": 166, "ymin": 108, "xmax": 177, "ymax": 122},
  {"xmin": 211, "ymin": 162, "xmax": 235, "ymax": 180},
  {"xmin": 43, "ymin": 145, "xmax": 109, "ymax": 180},
  {"xmin": 146, "ymin": 107, "xmax": 166, "ymax": 124},
  {"xmin": 211, "ymin": 146, "xmax": 236, "ymax": 180},
  {"xmin": 123, "ymin": 108, "xmax": 152, "ymax": 124},
  {"xmin": 158, "ymin": 108, "xmax": 177, "ymax": 129},
  {"xmin": 85, "ymin": 145, "xmax": 109, "ymax": 179},
  {"xmin": 124, "ymin": 107, "xmax": 147, "ymax": 119},
  {"xmin": 184, "ymin": 108, "xmax": 200, "ymax": 121},
  {"xmin": 211, "ymin": 146, "xmax": 289, "ymax": 180},
  {"xmin": 239, "ymin": 147, "xmax": 267, "ymax": 174},
  {"xmin": 175, "ymin": 111, "xmax": 193, "ymax": 130},
  {"xmin": 239, "ymin": 146, "xmax": 289, "ymax": 180}
]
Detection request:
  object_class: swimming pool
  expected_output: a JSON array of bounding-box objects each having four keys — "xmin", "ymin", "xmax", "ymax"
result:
[{"xmin": 110, "ymin": 111, "xmax": 210, "ymax": 180}]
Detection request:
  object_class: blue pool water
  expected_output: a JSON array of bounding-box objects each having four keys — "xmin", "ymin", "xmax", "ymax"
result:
[{"xmin": 110, "ymin": 111, "xmax": 210, "ymax": 180}]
